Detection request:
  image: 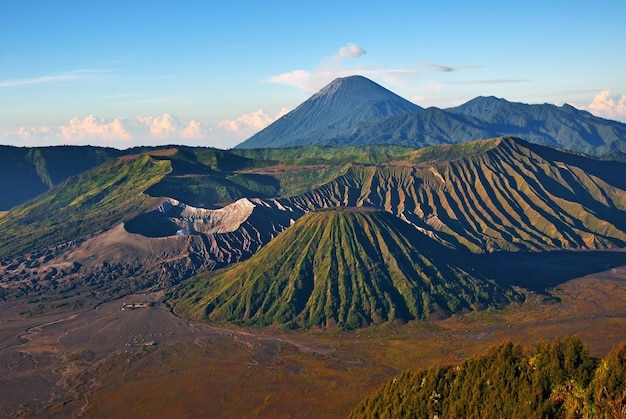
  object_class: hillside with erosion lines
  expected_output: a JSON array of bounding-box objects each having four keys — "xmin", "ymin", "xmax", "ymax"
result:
[
  {"xmin": 167, "ymin": 209, "xmax": 522, "ymax": 328},
  {"xmin": 282, "ymin": 137, "xmax": 626, "ymax": 252},
  {"xmin": 2, "ymin": 137, "xmax": 626, "ymax": 309}
]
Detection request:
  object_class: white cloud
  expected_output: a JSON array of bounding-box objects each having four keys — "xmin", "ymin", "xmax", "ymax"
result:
[
  {"xmin": 5, "ymin": 116, "xmax": 135, "ymax": 145},
  {"xmin": 58, "ymin": 115, "xmax": 133, "ymax": 143},
  {"xmin": 338, "ymin": 43, "xmax": 366, "ymax": 58},
  {"xmin": 587, "ymin": 89, "xmax": 626, "ymax": 122},
  {"xmin": 266, "ymin": 43, "xmax": 373, "ymax": 93},
  {"xmin": 2, "ymin": 109, "xmax": 289, "ymax": 149},
  {"xmin": 180, "ymin": 119, "xmax": 206, "ymax": 139},
  {"xmin": 137, "ymin": 113, "xmax": 183, "ymax": 137},
  {"xmin": 265, "ymin": 44, "xmax": 488, "ymax": 95},
  {"xmin": 218, "ymin": 108, "xmax": 290, "ymax": 133},
  {"xmin": 267, "ymin": 70, "xmax": 346, "ymax": 93}
]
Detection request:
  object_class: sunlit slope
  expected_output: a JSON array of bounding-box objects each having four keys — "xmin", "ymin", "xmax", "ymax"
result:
[
  {"xmin": 0, "ymin": 154, "xmax": 172, "ymax": 259},
  {"xmin": 285, "ymin": 137, "xmax": 626, "ymax": 252},
  {"xmin": 350, "ymin": 337, "xmax": 626, "ymax": 418},
  {"xmin": 167, "ymin": 209, "xmax": 521, "ymax": 328}
]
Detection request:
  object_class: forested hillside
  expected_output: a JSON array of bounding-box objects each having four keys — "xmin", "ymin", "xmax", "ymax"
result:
[{"xmin": 351, "ymin": 336, "xmax": 626, "ymax": 418}]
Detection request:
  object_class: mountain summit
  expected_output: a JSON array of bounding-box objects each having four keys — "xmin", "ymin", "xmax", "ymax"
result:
[
  {"xmin": 235, "ymin": 75, "xmax": 422, "ymax": 149},
  {"xmin": 236, "ymin": 76, "xmax": 626, "ymax": 155}
]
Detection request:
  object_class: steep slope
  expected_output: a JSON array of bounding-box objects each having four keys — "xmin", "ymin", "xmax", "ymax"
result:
[
  {"xmin": 4, "ymin": 138, "xmax": 626, "ymax": 310},
  {"xmin": 0, "ymin": 153, "xmax": 171, "ymax": 259},
  {"xmin": 0, "ymin": 146, "xmax": 301, "ymax": 303},
  {"xmin": 0, "ymin": 197, "xmax": 300, "ymax": 304},
  {"xmin": 278, "ymin": 100, "xmax": 626, "ymax": 154},
  {"xmin": 167, "ymin": 209, "xmax": 521, "ymax": 328},
  {"xmin": 124, "ymin": 196, "xmax": 302, "ymax": 263},
  {"xmin": 282, "ymin": 137, "xmax": 626, "ymax": 252},
  {"xmin": 448, "ymin": 96, "xmax": 626, "ymax": 154},
  {"xmin": 236, "ymin": 75, "xmax": 422, "ymax": 149},
  {"xmin": 0, "ymin": 145, "xmax": 123, "ymax": 210}
]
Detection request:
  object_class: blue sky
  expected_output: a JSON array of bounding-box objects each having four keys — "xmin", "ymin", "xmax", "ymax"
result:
[{"xmin": 2, "ymin": 0, "xmax": 625, "ymax": 149}]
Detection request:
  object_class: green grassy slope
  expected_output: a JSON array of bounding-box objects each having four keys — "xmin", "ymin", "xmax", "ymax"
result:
[
  {"xmin": 0, "ymin": 154, "xmax": 171, "ymax": 259},
  {"xmin": 166, "ymin": 209, "xmax": 521, "ymax": 328},
  {"xmin": 3, "ymin": 137, "xmax": 626, "ymax": 271}
]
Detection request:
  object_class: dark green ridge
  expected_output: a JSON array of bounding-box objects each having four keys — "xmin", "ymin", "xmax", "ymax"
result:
[
  {"xmin": 166, "ymin": 209, "xmax": 521, "ymax": 329},
  {"xmin": 0, "ymin": 145, "xmax": 122, "ymax": 210}
]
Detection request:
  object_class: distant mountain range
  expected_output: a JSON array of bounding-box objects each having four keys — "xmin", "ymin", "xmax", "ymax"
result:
[
  {"xmin": 236, "ymin": 75, "xmax": 626, "ymax": 155},
  {"xmin": 3, "ymin": 76, "xmax": 625, "ymax": 211}
]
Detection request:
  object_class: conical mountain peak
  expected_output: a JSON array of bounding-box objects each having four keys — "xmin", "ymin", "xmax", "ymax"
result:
[
  {"xmin": 168, "ymin": 209, "xmax": 521, "ymax": 329},
  {"xmin": 236, "ymin": 75, "xmax": 422, "ymax": 149},
  {"xmin": 311, "ymin": 75, "xmax": 411, "ymax": 105}
]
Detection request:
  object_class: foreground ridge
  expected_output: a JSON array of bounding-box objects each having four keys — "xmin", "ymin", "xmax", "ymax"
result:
[{"xmin": 351, "ymin": 336, "xmax": 626, "ymax": 418}]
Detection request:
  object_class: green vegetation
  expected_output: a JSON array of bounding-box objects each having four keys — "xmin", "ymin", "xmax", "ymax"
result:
[
  {"xmin": 405, "ymin": 136, "xmax": 503, "ymax": 165},
  {"xmin": 166, "ymin": 209, "xmax": 521, "ymax": 328},
  {"xmin": 226, "ymin": 173, "xmax": 280, "ymax": 196},
  {"xmin": 25, "ymin": 148, "xmax": 54, "ymax": 188},
  {"xmin": 350, "ymin": 336, "xmax": 626, "ymax": 418},
  {"xmin": 270, "ymin": 164, "xmax": 351, "ymax": 196},
  {"xmin": 0, "ymin": 154, "xmax": 171, "ymax": 259},
  {"xmin": 146, "ymin": 173, "xmax": 256, "ymax": 207},
  {"xmin": 231, "ymin": 144, "xmax": 416, "ymax": 165}
]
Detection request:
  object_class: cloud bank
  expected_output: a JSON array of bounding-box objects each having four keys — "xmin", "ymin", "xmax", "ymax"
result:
[
  {"xmin": 587, "ymin": 89, "xmax": 626, "ymax": 122},
  {"xmin": 218, "ymin": 108, "xmax": 289, "ymax": 133},
  {"xmin": 2, "ymin": 109, "xmax": 288, "ymax": 149}
]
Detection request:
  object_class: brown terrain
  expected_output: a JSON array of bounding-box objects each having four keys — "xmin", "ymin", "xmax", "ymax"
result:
[{"xmin": 1, "ymin": 251, "xmax": 626, "ymax": 418}]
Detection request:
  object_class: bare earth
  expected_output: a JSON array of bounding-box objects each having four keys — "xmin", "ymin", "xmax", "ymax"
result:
[
  {"xmin": 1, "ymin": 258, "xmax": 626, "ymax": 417},
  {"xmin": 0, "ymin": 292, "xmax": 335, "ymax": 417}
]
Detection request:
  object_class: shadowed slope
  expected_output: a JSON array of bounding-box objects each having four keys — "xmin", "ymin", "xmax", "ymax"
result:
[
  {"xmin": 167, "ymin": 209, "xmax": 521, "ymax": 328},
  {"xmin": 237, "ymin": 75, "xmax": 626, "ymax": 154},
  {"xmin": 0, "ymin": 145, "xmax": 123, "ymax": 210},
  {"xmin": 449, "ymin": 96, "xmax": 626, "ymax": 154},
  {"xmin": 342, "ymin": 97, "xmax": 626, "ymax": 154}
]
